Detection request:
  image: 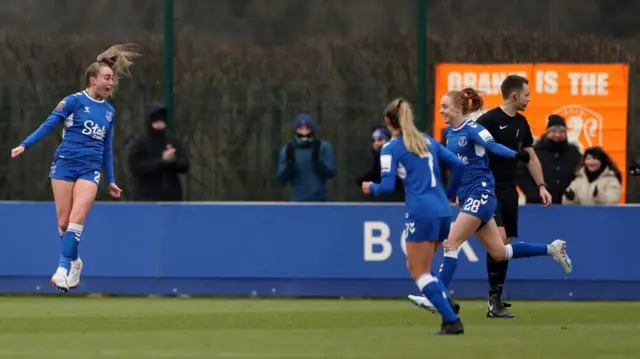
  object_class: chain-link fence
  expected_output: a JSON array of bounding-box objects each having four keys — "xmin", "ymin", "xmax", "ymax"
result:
[{"xmin": 1, "ymin": 0, "xmax": 638, "ymax": 201}]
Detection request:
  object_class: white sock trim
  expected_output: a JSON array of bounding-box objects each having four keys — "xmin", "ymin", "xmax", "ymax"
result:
[
  {"xmin": 415, "ymin": 273, "xmax": 437, "ymax": 291},
  {"xmin": 67, "ymin": 223, "xmax": 84, "ymax": 234},
  {"xmin": 444, "ymin": 247, "xmax": 459, "ymax": 259},
  {"xmin": 505, "ymin": 244, "xmax": 514, "ymax": 260},
  {"xmin": 58, "ymin": 228, "xmax": 65, "ymax": 237}
]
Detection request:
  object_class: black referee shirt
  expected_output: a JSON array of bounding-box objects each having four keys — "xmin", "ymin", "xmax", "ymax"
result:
[{"xmin": 476, "ymin": 107, "xmax": 534, "ymax": 186}]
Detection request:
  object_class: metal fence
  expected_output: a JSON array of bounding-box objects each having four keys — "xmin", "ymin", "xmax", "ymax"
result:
[{"xmin": 0, "ymin": 0, "xmax": 638, "ymax": 201}]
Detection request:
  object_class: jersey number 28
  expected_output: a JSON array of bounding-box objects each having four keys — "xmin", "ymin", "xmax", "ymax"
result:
[{"xmin": 463, "ymin": 198, "xmax": 481, "ymax": 213}]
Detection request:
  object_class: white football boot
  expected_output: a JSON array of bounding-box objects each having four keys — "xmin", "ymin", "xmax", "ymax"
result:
[
  {"xmin": 50, "ymin": 268, "xmax": 70, "ymax": 292},
  {"xmin": 67, "ymin": 257, "xmax": 83, "ymax": 289},
  {"xmin": 407, "ymin": 295, "xmax": 437, "ymax": 314},
  {"xmin": 549, "ymin": 239, "xmax": 573, "ymax": 274}
]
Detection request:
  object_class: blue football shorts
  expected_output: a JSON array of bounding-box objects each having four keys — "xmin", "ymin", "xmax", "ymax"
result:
[
  {"xmin": 459, "ymin": 190, "xmax": 497, "ymax": 223},
  {"xmin": 49, "ymin": 158, "xmax": 102, "ymax": 186},
  {"xmin": 403, "ymin": 216, "xmax": 452, "ymax": 242}
]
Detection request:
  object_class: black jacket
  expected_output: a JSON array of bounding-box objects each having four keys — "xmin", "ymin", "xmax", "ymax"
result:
[
  {"xmin": 127, "ymin": 103, "xmax": 190, "ymax": 201},
  {"xmin": 356, "ymin": 147, "xmax": 404, "ymax": 202},
  {"xmin": 517, "ymin": 138, "xmax": 582, "ymax": 204}
]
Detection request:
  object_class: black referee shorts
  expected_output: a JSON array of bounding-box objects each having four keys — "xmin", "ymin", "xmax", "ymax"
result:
[{"xmin": 493, "ymin": 186, "xmax": 519, "ymax": 238}]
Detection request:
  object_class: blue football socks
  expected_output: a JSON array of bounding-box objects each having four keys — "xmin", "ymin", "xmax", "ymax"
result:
[
  {"xmin": 416, "ymin": 274, "xmax": 458, "ymax": 323},
  {"xmin": 507, "ymin": 242, "xmax": 549, "ymax": 259},
  {"xmin": 58, "ymin": 223, "xmax": 83, "ymax": 272},
  {"xmin": 438, "ymin": 247, "xmax": 458, "ymax": 289}
]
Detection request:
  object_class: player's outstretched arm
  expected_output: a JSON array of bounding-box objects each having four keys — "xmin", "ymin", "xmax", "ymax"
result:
[
  {"xmin": 19, "ymin": 114, "xmax": 64, "ymax": 151},
  {"xmin": 369, "ymin": 146, "xmax": 397, "ymax": 196},
  {"xmin": 18, "ymin": 95, "xmax": 78, "ymax": 152},
  {"xmin": 102, "ymin": 121, "xmax": 116, "ymax": 186},
  {"xmin": 469, "ymin": 123, "xmax": 519, "ymax": 159}
]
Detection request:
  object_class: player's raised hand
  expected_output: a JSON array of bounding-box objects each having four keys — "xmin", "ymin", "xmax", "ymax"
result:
[
  {"xmin": 108, "ymin": 183, "xmax": 123, "ymax": 199},
  {"xmin": 11, "ymin": 146, "xmax": 25, "ymax": 158}
]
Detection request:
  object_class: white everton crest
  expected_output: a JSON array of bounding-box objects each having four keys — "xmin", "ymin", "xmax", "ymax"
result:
[
  {"xmin": 106, "ymin": 111, "xmax": 113, "ymax": 123},
  {"xmin": 458, "ymin": 136, "xmax": 467, "ymax": 147}
]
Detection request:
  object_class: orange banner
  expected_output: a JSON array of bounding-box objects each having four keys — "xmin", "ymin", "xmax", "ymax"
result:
[{"xmin": 434, "ymin": 63, "xmax": 629, "ymax": 203}]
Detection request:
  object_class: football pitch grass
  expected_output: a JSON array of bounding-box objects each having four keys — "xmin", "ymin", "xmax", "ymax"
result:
[{"xmin": 0, "ymin": 297, "xmax": 637, "ymax": 359}]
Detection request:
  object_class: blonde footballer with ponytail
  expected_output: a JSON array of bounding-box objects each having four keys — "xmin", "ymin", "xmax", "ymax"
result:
[{"xmin": 384, "ymin": 98, "xmax": 429, "ymax": 156}]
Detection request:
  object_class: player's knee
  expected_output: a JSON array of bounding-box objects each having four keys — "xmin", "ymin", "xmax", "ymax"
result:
[{"xmin": 488, "ymin": 246, "xmax": 508, "ymax": 262}]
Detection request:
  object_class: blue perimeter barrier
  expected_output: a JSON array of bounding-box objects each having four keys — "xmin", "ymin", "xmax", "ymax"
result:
[{"xmin": 1, "ymin": 202, "xmax": 637, "ymax": 300}]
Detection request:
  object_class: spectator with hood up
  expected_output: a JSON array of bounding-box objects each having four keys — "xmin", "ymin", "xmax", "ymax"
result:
[
  {"xmin": 128, "ymin": 102, "xmax": 190, "ymax": 201},
  {"xmin": 277, "ymin": 113, "xmax": 336, "ymax": 201},
  {"xmin": 517, "ymin": 114, "xmax": 581, "ymax": 204},
  {"xmin": 355, "ymin": 125, "xmax": 404, "ymax": 201}
]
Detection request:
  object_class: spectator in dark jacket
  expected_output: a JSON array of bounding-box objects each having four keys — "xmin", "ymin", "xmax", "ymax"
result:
[
  {"xmin": 517, "ymin": 114, "xmax": 581, "ymax": 204},
  {"xmin": 277, "ymin": 113, "xmax": 337, "ymax": 201},
  {"xmin": 128, "ymin": 102, "xmax": 190, "ymax": 201},
  {"xmin": 355, "ymin": 125, "xmax": 404, "ymax": 202}
]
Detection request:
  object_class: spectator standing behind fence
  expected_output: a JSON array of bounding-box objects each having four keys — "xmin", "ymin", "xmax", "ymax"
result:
[
  {"xmin": 277, "ymin": 113, "xmax": 336, "ymax": 202},
  {"xmin": 127, "ymin": 102, "xmax": 190, "ymax": 201},
  {"xmin": 563, "ymin": 146, "xmax": 621, "ymax": 205},
  {"xmin": 355, "ymin": 125, "xmax": 404, "ymax": 202},
  {"xmin": 517, "ymin": 115, "xmax": 581, "ymax": 204}
]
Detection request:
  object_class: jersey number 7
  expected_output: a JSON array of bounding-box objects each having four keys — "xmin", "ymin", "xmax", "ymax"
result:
[{"xmin": 420, "ymin": 153, "xmax": 436, "ymax": 188}]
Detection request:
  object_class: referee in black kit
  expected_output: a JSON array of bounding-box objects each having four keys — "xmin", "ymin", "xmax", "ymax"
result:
[{"xmin": 476, "ymin": 75, "xmax": 552, "ymax": 319}]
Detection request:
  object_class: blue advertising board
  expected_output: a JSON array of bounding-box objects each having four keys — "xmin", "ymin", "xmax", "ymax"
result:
[{"xmin": 0, "ymin": 202, "xmax": 637, "ymax": 300}]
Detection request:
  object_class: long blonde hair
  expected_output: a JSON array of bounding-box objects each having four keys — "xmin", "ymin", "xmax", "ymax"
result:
[
  {"xmin": 384, "ymin": 98, "xmax": 429, "ymax": 156},
  {"xmin": 85, "ymin": 43, "xmax": 142, "ymax": 96}
]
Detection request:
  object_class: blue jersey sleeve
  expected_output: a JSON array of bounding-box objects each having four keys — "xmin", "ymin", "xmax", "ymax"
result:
[
  {"xmin": 469, "ymin": 123, "xmax": 517, "ymax": 159},
  {"xmin": 20, "ymin": 95, "xmax": 78, "ymax": 148},
  {"xmin": 370, "ymin": 144, "xmax": 397, "ymax": 196},
  {"xmin": 102, "ymin": 113, "xmax": 116, "ymax": 184},
  {"xmin": 434, "ymin": 141, "xmax": 465, "ymax": 199}
]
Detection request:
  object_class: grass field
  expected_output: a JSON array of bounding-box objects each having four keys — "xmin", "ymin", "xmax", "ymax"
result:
[{"xmin": 0, "ymin": 297, "xmax": 637, "ymax": 359}]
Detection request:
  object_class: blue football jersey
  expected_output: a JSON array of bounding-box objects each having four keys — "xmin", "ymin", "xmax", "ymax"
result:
[
  {"xmin": 21, "ymin": 91, "xmax": 116, "ymax": 183},
  {"xmin": 445, "ymin": 119, "xmax": 516, "ymax": 200},
  {"xmin": 370, "ymin": 134, "xmax": 464, "ymax": 219}
]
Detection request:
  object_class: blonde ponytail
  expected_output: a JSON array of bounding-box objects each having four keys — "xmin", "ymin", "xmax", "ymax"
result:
[
  {"xmin": 86, "ymin": 43, "xmax": 142, "ymax": 96},
  {"xmin": 385, "ymin": 98, "xmax": 429, "ymax": 156}
]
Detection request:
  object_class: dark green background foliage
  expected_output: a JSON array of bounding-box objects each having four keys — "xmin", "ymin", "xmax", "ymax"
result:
[{"xmin": 0, "ymin": 0, "xmax": 637, "ymax": 201}]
